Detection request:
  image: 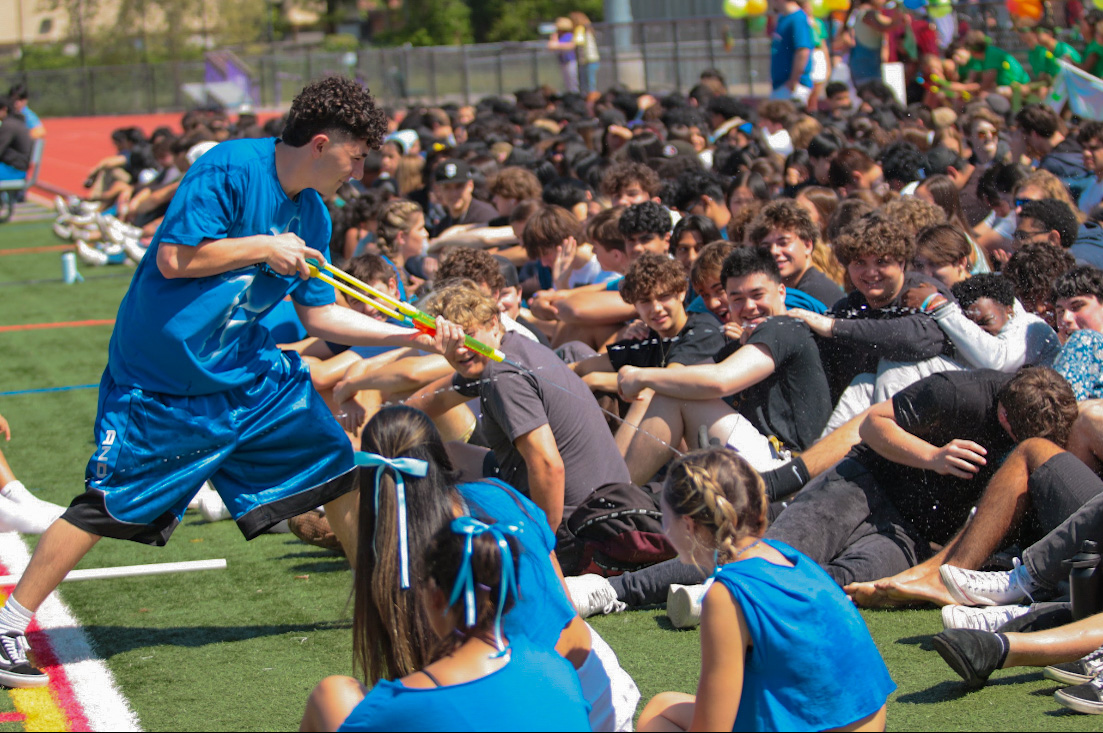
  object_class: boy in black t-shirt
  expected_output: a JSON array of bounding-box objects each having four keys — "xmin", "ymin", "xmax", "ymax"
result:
[
  {"xmin": 572, "ymin": 254, "xmax": 727, "ymax": 392},
  {"xmin": 748, "ymin": 200, "xmax": 844, "ymax": 311},
  {"xmin": 616, "ymin": 249, "xmax": 840, "ymax": 483}
]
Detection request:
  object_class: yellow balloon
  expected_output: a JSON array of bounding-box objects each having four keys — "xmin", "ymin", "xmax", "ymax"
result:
[
  {"xmin": 747, "ymin": 0, "xmax": 768, "ymax": 15},
  {"xmin": 810, "ymin": 0, "xmax": 831, "ymax": 17},
  {"xmin": 826, "ymin": 0, "xmax": 851, "ymax": 12},
  {"xmin": 724, "ymin": 0, "xmax": 749, "ymax": 18},
  {"xmin": 1095, "ymin": 0, "xmax": 1103, "ymax": 11}
]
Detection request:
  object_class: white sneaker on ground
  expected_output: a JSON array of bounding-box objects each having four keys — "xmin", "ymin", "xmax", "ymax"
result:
[
  {"xmin": 1045, "ymin": 646, "xmax": 1103, "ymax": 685},
  {"xmin": 188, "ymin": 482, "xmax": 218, "ymax": 511},
  {"xmin": 198, "ymin": 492, "xmax": 231, "ymax": 522},
  {"xmin": 120, "ymin": 238, "xmax": 147, "ymax": 263},
  {"xmin": 564, "ymin": 574, "xmax": 626, "ymax": 618},
  {"xmin": 939, "ymin": 559, "xmax": 1035, "ymax": 607},
  {"xmin": 666, "ymin": 581, "xmax": 712, "ymax": 629},
  {"xmin": 52, "ymin": 221, "xmax": 73, "ymax": 240},
  {"xmin": 74, "ymin": 240, "xmax": 109, "ymax": 267},
  {"xmin": 941, "ymin": 603, "xmax": 1031, "ymax": 632}
]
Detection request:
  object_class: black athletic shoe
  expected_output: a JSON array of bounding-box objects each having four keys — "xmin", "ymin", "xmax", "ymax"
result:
[
  {"xmin": 932, "ymin": 629, "xmax": 1008, "ymax": 689},
  {"xmin": 1045, "ymin": 646, "xmax": 1103, "ymax": 685},
  {"xmin": 1055, "ymin": 674, "xmax": 1103, "ymax": 714},
  {"xmin": 0, "ymin": 632, "xmax": 48, "ymax": 688}
]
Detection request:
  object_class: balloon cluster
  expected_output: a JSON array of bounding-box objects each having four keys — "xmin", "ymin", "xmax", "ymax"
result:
[
  {"xmin": 803, "ymin": 0, "xmax": 851, "ymax": 17},
  {"xmin": 1006, "ymin": 0, "xmax": 1043, "ymax": 21}
]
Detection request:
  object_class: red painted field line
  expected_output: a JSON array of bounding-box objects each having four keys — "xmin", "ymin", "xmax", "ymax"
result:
[
  {"xmin": 0, "ymin": 712, "xmax": 25, "ymax": 722},
  {"xmin": 0, "ymin": 320, "xmax": 115, "ymax": 333},
  {"xmin": 0, "ymin": 245, "xmax": 71, "ymax": 257}
]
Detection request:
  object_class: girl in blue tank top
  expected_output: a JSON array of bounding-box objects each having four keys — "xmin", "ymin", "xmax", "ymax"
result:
[
  {"xmin": 306, "ymin": 516, "xmax": 591, "ymax": 731},
  {"xmin": 637, "ymin": 448, "xmax": 895, "ymax": 732}
]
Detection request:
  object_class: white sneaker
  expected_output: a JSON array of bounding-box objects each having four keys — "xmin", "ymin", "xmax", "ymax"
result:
[
  {"xmin": 54, "ymin": 196, "xmax": 70, "ymax": 218},
  {"xmin": 52, "ymin": 221, "xmax": 73, "ymax": 240},
  {"xmin": 941, "ymin": 603, "xmax": 1031, "ymax": 632},
  {"xmin": 667, "ymin": 582, "xmax": 711, "ymax": 629},
  {"xmin": 1046, "ymin": 645, "xmax": 1103, "ymax": 685},
  {"xmin": 0, "ymin": 495, "xmax": 62, "ymax": 534},
  {"xmin": 188, "ymin": 482, "xmax": 218, "ymax": 511},
  {"xmin": 939, "ymin": 559, "xmax": 1035, "ymax": 607},
  {"xmin": 198, "ymin": 492, "xmax": 231, "ymax": 522},
  {"xmin": 75, "ymin": 240, "xmax": 111, "ymax": 266},
  {"xmin": 120, "ymin": 238, "xmax": 147, "ymax": 263},
  {"xmin": 564, "ymin": 574, "xmax": 626, "ymax": 618}
]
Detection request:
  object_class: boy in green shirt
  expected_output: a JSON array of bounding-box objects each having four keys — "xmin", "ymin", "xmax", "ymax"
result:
[
  {"xmin": 961, "ymin": 30, "xmax": 1030, "ymax": 91},
  {"xmin": 1024, "ymin": 23, "xmax": 1082, "ymax": 79}
]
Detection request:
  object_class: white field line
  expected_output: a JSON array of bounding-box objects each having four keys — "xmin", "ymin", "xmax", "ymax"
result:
[{"xmin": 0, "ymin": 533, "xmax": 142, "ymax": 732}]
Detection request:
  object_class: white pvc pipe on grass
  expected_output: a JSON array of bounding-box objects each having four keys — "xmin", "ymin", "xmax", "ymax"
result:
[{"xmin": 0, "ymin": 558, "xmax": 227, "ymax": 585}]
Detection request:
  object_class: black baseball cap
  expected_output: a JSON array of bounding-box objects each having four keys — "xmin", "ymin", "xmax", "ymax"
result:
[{"xmin": 433, "ymin": 158, "xmax": 473, "ymax": 183}]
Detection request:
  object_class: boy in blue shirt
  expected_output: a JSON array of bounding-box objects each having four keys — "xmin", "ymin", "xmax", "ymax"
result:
[
  {"xmin": 770, "ymin": 0, "xmax": 814, "ymax": 105},
  {"xmin": 0, "ymin": 77, "xmax": 463, "ymax": 689}
]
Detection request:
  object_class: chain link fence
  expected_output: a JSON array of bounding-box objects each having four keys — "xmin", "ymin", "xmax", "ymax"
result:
[{"xmin": 2, "ymin": 0, "xmax": 1046, "ymax": 117}]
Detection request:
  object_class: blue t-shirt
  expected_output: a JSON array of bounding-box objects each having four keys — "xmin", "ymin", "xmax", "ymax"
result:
[
  {"xmin": 603, "ymin": 276, "xmax": 624, "ymax": 292},
  {"xmin": 712, "ymin": 540, "xmax": 895, "ymax": 731},
  {"xmin": 108, "ymin": 138, "xmax": 336, "ymax": 395},
  {"xmin": 337, "ymin": 638, "xmax": 591, "ymax": 732},
  {"xmin": 457, "ymin": 480, "xmax": 577, "ymax": 651},
  {"xmin": 771, "ymin": 9, "xmax": 814, "ymax": 89}
]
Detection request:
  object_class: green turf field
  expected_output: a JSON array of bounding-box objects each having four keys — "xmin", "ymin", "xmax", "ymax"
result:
[{"xmin": 0, "ymin": 218, "xmax": 1098, "ymax": 731}]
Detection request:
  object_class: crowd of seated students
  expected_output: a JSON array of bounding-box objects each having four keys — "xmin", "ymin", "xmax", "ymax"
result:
[
  {"xmin": 53, "ymin": 61, "xmax": 1103, "ymax": 725},
  {"xmin": 252, "ymin": 77, "xmax": 1103, "ymax": 724}
]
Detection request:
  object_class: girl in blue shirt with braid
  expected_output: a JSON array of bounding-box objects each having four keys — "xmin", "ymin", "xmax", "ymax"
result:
[{"xmin": 638, "ymin": 448, "xmax": 894, "ymax": 732}]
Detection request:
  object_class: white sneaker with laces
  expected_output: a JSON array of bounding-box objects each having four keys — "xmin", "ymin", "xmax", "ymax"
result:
[
  {"xmin": 564, "ymin": 574, "xmax": 626, "ymax": 618},
  {"xmin": 189, "ymin": 482, "xmax": 218, "ymax": 511},
  {"xmin": 52, "ymin": 221, "xmax": 73, "ymax": 240},
  {"xmin": 0, "ymin": 632, "xmax": 48, "ymax": 688},
  {"xmin": 666, "ymin": 581, "xmax": 712, "ymax": 629},
  {"xmin": 939, "ymin": 558, "xmax": 1035, "ymax": 607},
  {"xmin": 940, "ymin": 603, "xmax": 1031, "ymax": 632},
  {"xmin": 1045, "ymin": 645, "xmax": 1103, "ymax": 685}
]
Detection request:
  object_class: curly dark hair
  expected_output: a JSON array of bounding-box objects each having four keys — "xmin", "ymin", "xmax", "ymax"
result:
[
  {"xmin": 880, "ymin": 141, "xmax": 925, "ymax": 187},
  {"xmin": 1015, "ymin": 103, "xmax": 1060, "ymax": 140},
  {"xmin": 882, "ymin": 197, "xmax": 946, "ymax": 238},
  {"xmin": 1019, "ymin": 199, "xmax": 1079, "ymax": 249},
  {"xmin": 671, "ymin": 170, "xmax": 725, "ymax": 212},
  {"xmin": 1053, "ymin": 265, "xmax": 1103, "ymax": 303},
  {"xmin": 951, "ymin": 273, "xmax": 1015, "ymax": 309},
  {"xmin": 281, "ymin": 76, "xmax": 387, "ymax": 148},
  {"xmin": 600, "ymin": 161, "xmax": 661, "ymax": 198},
  {"xmin": 618, "ymin": 201, "xmax": 672, "ymax": 238},
  {"xmin": 436, "ymin": 247, "xmax": 507, "ymax": 294},
  {"xmin": 1003, "ymin": 242, "xmax": 1076, "ymax": 308},
  {"xmin": 747, "ymin": 200, "xmax": 818, "ymax": 250},
  {"xmin": 833, "ymin": 210, "xmax": 915, "ymax": 267},
  {"xmin": 620, "ymin": 253, "xmax": 689, "ymax": 304}
]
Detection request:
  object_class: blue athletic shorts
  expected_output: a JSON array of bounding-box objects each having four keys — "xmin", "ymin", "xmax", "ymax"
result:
[{"xmin": 62, "ymin": 351, "xmax": 356, "ymax": 545}]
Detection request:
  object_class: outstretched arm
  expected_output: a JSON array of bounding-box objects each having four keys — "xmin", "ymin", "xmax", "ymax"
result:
[{"xmin": 618, "ymin": 343, "xmax": 775, "ymax": 402}]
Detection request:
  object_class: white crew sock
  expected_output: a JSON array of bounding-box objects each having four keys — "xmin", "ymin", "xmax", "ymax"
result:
[
  {"xmin": 0, "ymin": 481, "xmax": 32, "ymax": 505},
  {"xmin": 0, "ymin": 597, "xmax": 33, "ymax": 636},
  {"xmin": 0, "ymin": 495, "xmax": 63, "ymax": 535}
]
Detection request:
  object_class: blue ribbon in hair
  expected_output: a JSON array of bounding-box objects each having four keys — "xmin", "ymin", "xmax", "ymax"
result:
[
  {"xmin": 448, "ymin": 516, "xmax": 521, "ymax": 656},
  {"xmin": 356, "ymin": 451, "xmax": 429, "ymax": 589}
]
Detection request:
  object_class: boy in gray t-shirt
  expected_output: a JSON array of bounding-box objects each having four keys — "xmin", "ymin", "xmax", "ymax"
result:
[{"xmin": 413, "ymin": 283, "xmax": 631, "ymax": 531}]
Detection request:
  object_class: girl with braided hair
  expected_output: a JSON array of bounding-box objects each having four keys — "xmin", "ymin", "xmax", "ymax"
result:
[
  {"xmin": 299, "ymin": 406, "xmax": 639, "ymax": 732},
  {"xmin": 302, "ymin": 517, "xmax": 591, "ymax": 731},
  {"xmin": 638, "ymin": 448, "xmax": 894, "ymax": 732}
]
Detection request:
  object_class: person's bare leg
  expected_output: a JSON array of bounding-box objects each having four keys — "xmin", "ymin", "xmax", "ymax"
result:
[
  {"xmin": 622, "ymin": 395, "xmax": 682, "ymax": 485},
  {"xmin": 847, "ymin": 438, "xmax": 1064, "ymax": 607},
  {"xmin": 799, "ymin": 408, "xmax": 868, "ymax": 477},
  {"xmin": 10, "ymin": 520, "xmax": 101, "ymax": 611},
  {"xmin": 299, "ymin": 675, "xmax": 366, "ymax": 732},
  {"xmin": 0, "ymin": 449, "xmax": 16, "ymax": 488},
  {"xmin": 324, "ymin": 490, "xmax": 359, "ymax": 569},
  {"xmin": 638, "ymin": 691, "xmax": 696, "ymax": 733},
  {"xmin": 614, "ymin": 391, "xmax": 655, "ymax": 455},
  {"xmin": 1002, "ymin": 614, "xmax": 1103, "ymax": 668},
  {"xmin": 1069, "ymin": 399, "xmax": 1103, "ymax": 475},
  {"xmin": 436, "ymin": 404, "xmax": 476, "ymax": 443}
]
